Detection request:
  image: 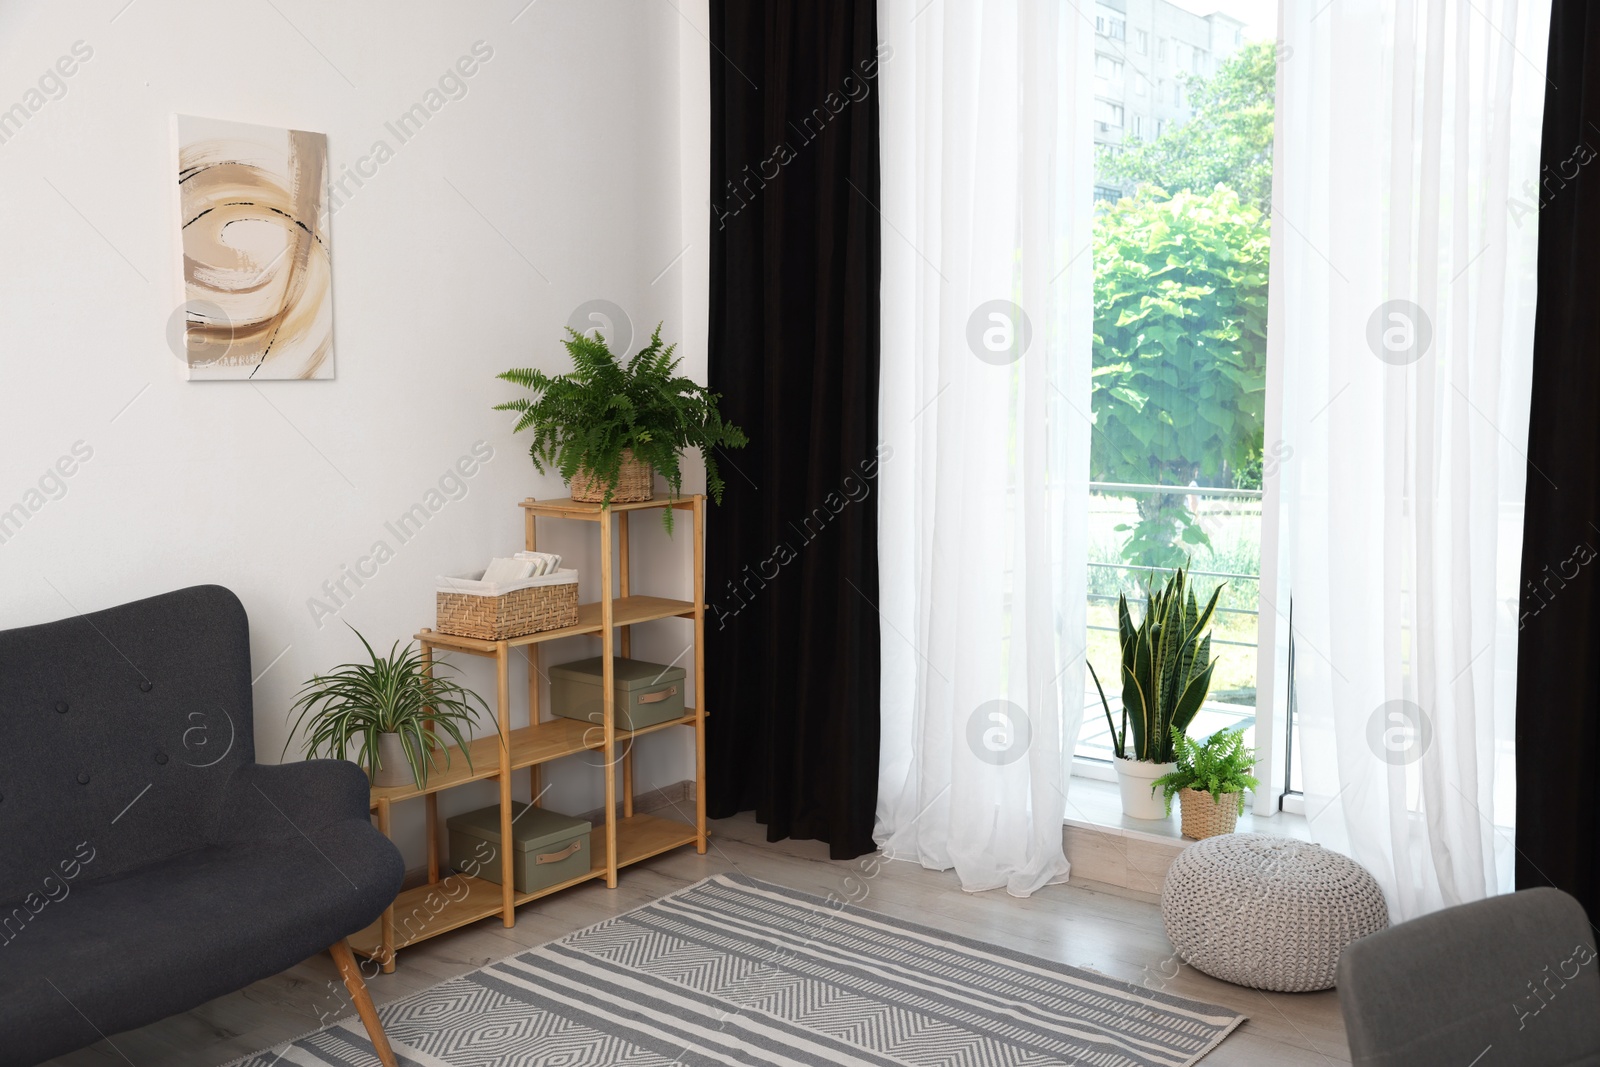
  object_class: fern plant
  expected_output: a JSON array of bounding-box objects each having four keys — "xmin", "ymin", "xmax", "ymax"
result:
[
  {"xmin": 1087, "ymin": 565, "xmax": 1222, "ymax": 763},
  {"xmin": 282, "ymin": 629, "xmax": 496, "ymax": 789},
  {"xmin": 495, "ymin": 324, "xmax": 748, "ymax": 530},
  {"xmin": 1151, "ymin": 726, "xmax": 1260, "ymax": 816}
]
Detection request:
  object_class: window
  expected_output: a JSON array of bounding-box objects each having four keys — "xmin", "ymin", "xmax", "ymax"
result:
[
  {"xmin": 1135, "ymin": 77, "xmax": 1147, "ymax": 97},
  {"xmin": 1135, "ymin": 29, "xmax": 1149, "ymax": 55},
  {"xmin": 1078, "ymin": 10, "xmax": 1281, "ymax": 805},
  {"xmin": 1094, "ymin": 99, "xmax": 1124, "ymax": 128},
  {"xmin": 1095, "ymin": 54, "xmax": 1124, "ymax": 80},
  {"xmin": 1095, "ymin": 15, "xmax": 1125, "ymax": 40}
]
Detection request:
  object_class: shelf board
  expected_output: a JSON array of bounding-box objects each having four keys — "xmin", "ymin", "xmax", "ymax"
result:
[
  {"xmin": 607, "ymin": 812, "xmax": 699, "ymax": 869},
  {"xmin": 349, "ymin": 874, "xmax": 504, "ymax": 959},
  {"xmin": 521, "ymin": 495, "xmax": 697, "ymax": 518},
  {"xmin": 370, "ymin": 713, "xmax": 700, "ymax": 807},
  {"xmin": 368, "ymin": 735, "xmax": 502, "ymax": 805},
  {"xmin": 416, "ymin": 596, "xmax": 695, "ymax": 655},
  {"xmin": 349, "ymin": 816, "xmax": 697, "ymax": 963}
]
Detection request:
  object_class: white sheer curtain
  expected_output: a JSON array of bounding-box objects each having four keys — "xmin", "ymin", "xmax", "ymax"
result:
[
  {"xmin": 874, "ymin": 0, "xmax": 1093, "ymax": 895},
  {"xmin": 1273, "ymin": 0, "xmax": 1548, "ymax": 920}
]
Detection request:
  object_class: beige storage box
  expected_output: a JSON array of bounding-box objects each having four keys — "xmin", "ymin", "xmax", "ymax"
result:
[
  {"xmin": 447, "ymin": 802, "xmax": 592, "ymax": 893},
  {"xmin": 549, "ymin": 656, "xmax": 687, "ymax": 730}
]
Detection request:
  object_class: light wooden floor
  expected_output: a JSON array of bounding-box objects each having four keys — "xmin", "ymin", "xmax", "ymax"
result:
[{"xmin": 45, "ymin": 813, "xmax": 1350, "ymax": 1066}]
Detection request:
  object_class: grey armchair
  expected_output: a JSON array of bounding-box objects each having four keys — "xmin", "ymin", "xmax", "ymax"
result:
[
  {"xmin": 1338, "ymin": 886, "xmax": 1600, "ymax": 1066},
  {"xmin": 0, "ymin": 585, "xmax": 404, "ymax": 1067}
]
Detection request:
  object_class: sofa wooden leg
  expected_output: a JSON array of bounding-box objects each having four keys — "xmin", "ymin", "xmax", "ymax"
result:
[{"xmin": 329, "ymin": 938, "xmax": 398, "ymax": 1067}]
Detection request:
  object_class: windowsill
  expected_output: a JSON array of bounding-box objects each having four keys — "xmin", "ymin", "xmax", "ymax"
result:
[{"xmin": 1063, "ymin": 774, "xmax": 1311, "ymax": 845}]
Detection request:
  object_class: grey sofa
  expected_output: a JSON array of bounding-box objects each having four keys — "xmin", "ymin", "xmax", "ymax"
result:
[
  {"xmin": 0, "ymin": 585, "xmax": 404, "ymax": 1066},
  {"xmin": 1338, "ymin": 886, "xmax": 1600, "ymax": 1066}
]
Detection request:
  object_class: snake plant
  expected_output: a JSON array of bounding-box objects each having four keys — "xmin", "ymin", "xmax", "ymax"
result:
[{"xmin": 1088, "ymin": 565, "xmax": 1222, "ymax": 763}]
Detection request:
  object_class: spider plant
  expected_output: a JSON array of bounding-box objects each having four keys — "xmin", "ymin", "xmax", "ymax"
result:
[
  {"xmin": 282, "ymin": 629, "xmax": 496, "ymax": 789},
  {"xmin": 1087, "ymin": 564, "xmax": 1223, "ymax": 763}
]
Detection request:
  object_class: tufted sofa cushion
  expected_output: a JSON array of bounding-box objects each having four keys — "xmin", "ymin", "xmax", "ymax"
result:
[
  {"xmin": 0, "ymin": 585, "xmax": 254, "ymax": 903},
  {"xmin": 0, "ymin": 586, "xmax": 403, "ymax": 1067}
]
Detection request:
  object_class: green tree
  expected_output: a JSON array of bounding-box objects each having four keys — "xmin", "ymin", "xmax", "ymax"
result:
[
  {"xmin": 1091, "ymin": 185, "xmax": 1269, "ymax": 569},
  {"xmin": 1099, "ymin": 40, "xmax": 1277, "ymax": 212}
]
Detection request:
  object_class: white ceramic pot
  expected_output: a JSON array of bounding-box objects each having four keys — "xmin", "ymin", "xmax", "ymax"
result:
[
  {"xmin": 371, "ymin": 731, "xmax": 412, "ymax": 788},
  {"xmin": 1115, "ymin": 756, "xmax": 1176, "ymax": 820}
]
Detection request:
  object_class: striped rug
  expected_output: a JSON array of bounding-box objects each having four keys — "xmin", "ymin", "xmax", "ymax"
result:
[{"xmin": 231, "ymin": 873, "xmax": 1244, "ymax": 1066}]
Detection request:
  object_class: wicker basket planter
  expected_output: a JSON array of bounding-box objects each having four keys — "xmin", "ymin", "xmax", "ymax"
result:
[
  {"xmin": 436, "ymin": 570, "xmax": 579, "ymax": 641},
  {"xmin": 1178, "ymin": 788, "xmax": 1243, "ymax": 840},
  {"xmin": 569, "ymin": 449, "xmax": 654, "ymax": 503}
]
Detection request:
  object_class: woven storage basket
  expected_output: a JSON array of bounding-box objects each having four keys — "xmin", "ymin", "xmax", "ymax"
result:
[
  {"xmin": 436, "ymin": 570, "xmax": 579, "ymax": 641},
  {"xmin": 1178, "ymin": 787, "xmax": 1241, "ymax": 840},
  {"xmin": 570, "ymin": 449, "xmax": 654, "ymax": 503}
]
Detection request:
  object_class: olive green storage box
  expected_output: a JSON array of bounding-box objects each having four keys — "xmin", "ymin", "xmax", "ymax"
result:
[
  {"xmin": 447, "ymin": 802, "xmax": 591, "ymax": 893},
  {"xmin": 549, "ymin": 656, "xmax": 687, "ymax": 730}
]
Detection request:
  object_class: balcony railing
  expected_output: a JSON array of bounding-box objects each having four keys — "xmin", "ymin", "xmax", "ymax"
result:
[{"xmin": 1078, "ymin": 479, "xmax": 1264, "ymax": 764}]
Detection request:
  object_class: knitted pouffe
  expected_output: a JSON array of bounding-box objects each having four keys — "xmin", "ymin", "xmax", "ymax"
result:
[{"xmin": 1161, "ymin": 833, "xmax": 1389, "ymax": 992}]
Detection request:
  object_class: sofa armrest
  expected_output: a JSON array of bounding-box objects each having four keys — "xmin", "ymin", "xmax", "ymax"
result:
[{"xmin": 212, "ymin": 759, "xmax": 371, "ymax": 845}]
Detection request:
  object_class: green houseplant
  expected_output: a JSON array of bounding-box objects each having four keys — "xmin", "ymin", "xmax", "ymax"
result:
[
  {"xmin": 495, "ymin": 324, "xmax": 747, "ymax": 530},
  {"xmin": 1152, "ymin": 726, "xmax": 1260, "ymax": 839},
  {"xmin": 1087, "ymin": 565, "xmax": 1222, "ymax": 819},
  {"xmin": 283, "ymin": 630, "xmax": 496, "ymax": 789}
]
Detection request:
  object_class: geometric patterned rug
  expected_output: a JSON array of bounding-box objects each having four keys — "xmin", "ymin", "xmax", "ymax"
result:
[{"xmin": 228, "ymin": 873, "xmax": 1244, "ymax": 1066}]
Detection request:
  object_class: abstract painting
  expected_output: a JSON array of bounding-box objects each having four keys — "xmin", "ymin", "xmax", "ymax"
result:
[{"xmin": 173, "ymin": 115, "xmax": 334, "ymax": 380}]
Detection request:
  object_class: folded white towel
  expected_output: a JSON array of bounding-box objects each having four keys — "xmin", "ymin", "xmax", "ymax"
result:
[
  {"xmin": 482, "ymin": 557, "xmax": 535, "ymax": 584},
  {"xmin": 514, "ymin": 550, "xmax": 563, "ymax": 575},
  {"xmin": 436, "ymin": 567, "xmax": 579, "ymax": 597}
]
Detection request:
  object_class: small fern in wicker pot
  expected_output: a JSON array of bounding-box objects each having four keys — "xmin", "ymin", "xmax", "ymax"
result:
[
  {"xmin": 495, "ymin": 324, "xmax": 747, "ymax": 530},
  {"xmin": 1152, "ymin": 726, "xmax": 1260, "ymax": 840}
]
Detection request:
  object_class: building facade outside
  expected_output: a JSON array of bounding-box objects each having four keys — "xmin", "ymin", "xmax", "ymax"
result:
[{"xmin": 1092, "ymin": 0, "xmax": 1245, "ymax": 200}]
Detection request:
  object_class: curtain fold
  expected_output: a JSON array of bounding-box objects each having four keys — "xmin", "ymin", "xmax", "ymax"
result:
[
  {"xmin": 1274, "ymin": 0, "xmax": 1548, "ymax": 921},
  {"xmin": 874, "ymin": 0, "xmax": 1093, "ymax": 895},
  {"xmin": 705, "ymin": 0, "xmax": 883, "ymax": 860},
  {"xmin": 1515, "ymin": 0, "xmax": 1600, "ymax": 917}
]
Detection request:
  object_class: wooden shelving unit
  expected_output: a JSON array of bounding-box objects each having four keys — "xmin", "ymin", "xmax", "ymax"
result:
[{"xmin": 352, "ymin": 494, "xmax": 708, "ymax": 971}]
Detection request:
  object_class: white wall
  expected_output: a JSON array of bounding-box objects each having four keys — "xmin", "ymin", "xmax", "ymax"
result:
[{"xmin": 0, "ymin": 0, "xmax": 710, "ymax": 865}]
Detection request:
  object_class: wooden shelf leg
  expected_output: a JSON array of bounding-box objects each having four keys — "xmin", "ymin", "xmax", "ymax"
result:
[
  {"xmin": 601, "ymin": 510, "xmax": 619, "ymax": 888},
  {"xmin": 623, "ymin": 744, "xmax": 635, "ymax": 818},
  {"xmin": 375, "ymin": 797, "xmax": 396, "ymax": 972},
  {"xmin": 694, "ymin": 495, "xmax": 708, "ymax": 854},
  {"xmin": 330, "ymin": 938, "xmax": 398, "ymax": 1067},
  {"xmin": 421, "ymin": 643, "xmax": 439, "ymax": 886},
  {"xmin": 525, "ymin": 645, "xmax": 543, "ymax": 806},
  {"xmin": 618, "ymin": 509, "xmax": 635, "ymax": 819},
  {"xmin": 496, "ymin": 640, "xmax": 515, "ymax": 926}
]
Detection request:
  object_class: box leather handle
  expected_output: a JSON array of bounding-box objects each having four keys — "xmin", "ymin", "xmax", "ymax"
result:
[
  {"xmin": 638, "ymin": 685, "xmax": 678, "ymax": 705},
  {"xmin": 535, "ymin": 840, "xmax": 582, "ymax": 865}
]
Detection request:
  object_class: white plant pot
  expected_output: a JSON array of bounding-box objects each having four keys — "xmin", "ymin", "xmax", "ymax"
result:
[
  {"xmin": 371, "ymin": 731, "xmax": 412, "ymax": 788},
  {"xmin": 1115, "ymin": 756, "xmax": 1176, "ymax": 820}
]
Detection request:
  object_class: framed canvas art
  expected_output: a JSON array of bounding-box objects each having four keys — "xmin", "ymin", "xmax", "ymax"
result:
[{"xmin": 173, "ymin": 114, "xmax": 334, "ymax": 380}]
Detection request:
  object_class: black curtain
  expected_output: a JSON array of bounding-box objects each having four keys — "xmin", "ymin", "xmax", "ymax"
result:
[
  {"xmin": 705, "ymin": 0, "xmax": 882, "ymax": 859},
  {"xmin": 1515, "ymin": 0, "xmax": 1600, "ymax": 915}
]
